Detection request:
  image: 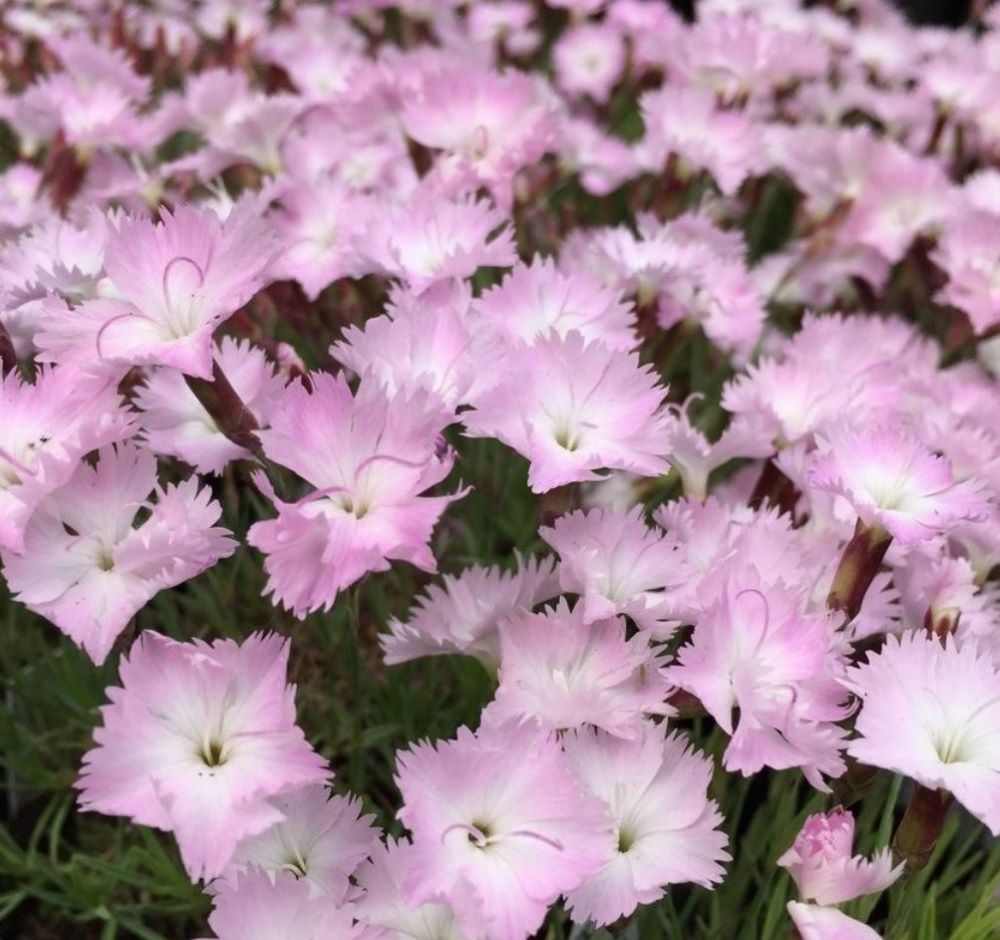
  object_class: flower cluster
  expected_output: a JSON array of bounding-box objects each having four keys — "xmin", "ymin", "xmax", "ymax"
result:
[{"xmin": 1, "ymin": 0, "xmax": 999, "ymax": 937}]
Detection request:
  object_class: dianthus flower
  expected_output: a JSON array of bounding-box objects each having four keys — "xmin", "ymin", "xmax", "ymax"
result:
[
  {"xmin": 395, "ymin": 721, "xmax": 614, "ymax": 940},
  {"xmin": 666, "ymin": 568, "xmax": 850, "ymax": 788},
  {"xmin": 2, "ymin": 444, "xmax": 235, "ymax": 663},
  {"xmin": 382, "ymin": 553, "xmax": 560, "ymax": 671},
  {"xmin": 488, "ymin": 599, "xmax": 671, "ymax": 737},
  {"xmin": 564, "ymin": 724, "xmax": 729, "ymax": 925},
  {"xmin": 845, "ymin": 632, "xmax": 1000, "ymax": 835},
  {"xmin": 778, "ymin": 809, "xmax": 902, "ymax": 906},
  {"xmin": 539, "ymin": 507, "xmax": 685, "ymax": 636},
  {"xmin": 205, "ymin": 867, "xmax": 358, "ymax": 940},
  {"xmin": 809, "ymin": 426, "xmax": 990, "ymax": 546},
  {"xmin": 78, "ymin": 632, "xmax": 329, "ymax": 880},
  {"xmin": 37, "ymin": 203, "xmax": 276, "ymax": 379},
  {"xmin": 0, "ymin": 366, "xmax": 134, "ymax": 554},
  {"xmin": 248, "ymin": 373, "xmax": 462, "ymax": 617},
  {"xmin": 464, "ymin": 331, "xmax": 670, "ymax": 493},
  {"xmin": 932, "ymin": 212, "xmax": 1000, "ymax": 336}
]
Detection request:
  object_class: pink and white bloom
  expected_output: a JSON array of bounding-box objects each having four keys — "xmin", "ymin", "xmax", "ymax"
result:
[
  {"xmin": 471, "ymin": 257, "xmax": 637, "ymax": 351},
  {"xmin": 78, "ymin": 632, "xmax": 329, "ymax": 880},
  {"xmin": 0, "ymin": 366, "xmax": 134, "ymax": 554},
  {"xmin": 206, "ymin": 867, "xmax": 358, "ymax": 940},
  {"xmin": 540, "ymin": 507, "xmax": 685, "ymax": 636},
  {"xmin": 354, "ymin": 838, "xmax": 465, "ymax": 940},
  {"xmin": 37, "ymin": 203, "xmax": 276, "ymax": 379},
  {"xmin": 395, "ymin": 721, "xmax": 614, "ymax": 940},
  {"xmin": 787, "ymin": 902, "xmax": 882, "ymax": 940},
  {"xmin": 225, "ymin": 786, "xmax": 377, "ymax": 899},
  {"xmin": 778, "ymin": 809, "xmax": 902, "ymax": 906},
  {"xmin": 249, "ymin": 373, "xmax": 463, "ymax": 617},
  {"xmin": 488, "ymin": 600, "xmax": 671, "ymax": 738},
  {"xmin": 401, "ymin": 66, "xmax": 555, "ymax": 209},
  {"xmin": 359, "ymin": 189, "xmax": 516, "ymax": 293},
  {"xmin": 845, "ymin": 632, "xmax": 1000, "ymax": 835},
  {"xmin": 382, "ymin": 554, "xmax": 560, "ymax": 671},
  {"xmin": 933, "ymin": 212, "xmax": 1000, "ymax": 336},
  {"xmin": 809, "ymin": 426, "xmax": 991, "ymax": 546},
  {"xmin": 564, "ymin": 724, "xmax": 729, "ymax": 925},
  {"xmin": 553, "ymin": 23, "xmax": 626, "ymax": 103},
  {"xmin": 666, "ymin": 569, "xmax": 850, "ymax": 789},
  {"xmin": 464, "ymin": 331, "xmax": 670, "ymax": 493},
  {"xmin": 2, "ymin": 444, "xmax": 235, "ymax": 663},
  {"xmin": 135, "ymin": 337, "xmax": 283, "ymax": 474}
]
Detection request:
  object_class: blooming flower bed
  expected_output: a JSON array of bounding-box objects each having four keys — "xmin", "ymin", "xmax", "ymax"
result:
[{"xmin": 1, "ymin": 0, "xmax": 1000, "ymax": 938}]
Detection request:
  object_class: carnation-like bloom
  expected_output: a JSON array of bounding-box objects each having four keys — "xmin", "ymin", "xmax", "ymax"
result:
[
  {"xmin": 381, "ymin": 553, "xmax": 560, "ymax": 672},
  {"xmin": 78, "ymin": 632, "xmax": 329, "ymax": 880},
  {"xmin": 471, "ymin": 257, "xmax": 637, "ymax": 351},
  {"xmin": 354, "ymin": 838, "xmax": 465, "ymax": 940},
  {"xmin": 331, "ymin": 283, "xmax": 490, "ymax": 410},
  {"xmin": 666, "ymin": 569, "xmax": 850, "ymax": 789},
  {"xmin": 488, "ymin": 600, "xmax": 671, "ymax": 738},
  {"xmin": 400, "ymin": 65, "xmax": 555, "ymax": 209},
  {"xmin": 845, "ymin": 632, "xmax": 1000, "ymax": 835},
  {"xmin": 787, "ymin": 901, "xmax": 881, "ymax": 940},
  {"xmin": 135, "ymin": 337, "xmax": 283, "ymax": 474},
  {"xmin": 2, "ymin": 444, "xmax": 235, "ymax": 663},
  {"xmin": 0, "ymin": 366, "xmax": 134, "ymax": 554},
  {"xmin": 38, "ymin": 203, "xmax": 276, "ymax": 379},
  {"xmin": 809, "ymin": 426, "xmax": 990, "ymax": 546},
  {"xmin": 206, "ymin": 866, "xmax": 358, "ymax": 940},
  {"xmin": 464, "ymin": 331, "xmax": 670, "ymax": 493},
  {"xmin": 248, "ymin": 373, "xmax": 463, "ymax": 617},
  {"xmin": 268, "ymin": 176, "xmax": 368, "ymax": 300},
  {"xmin": 395, "ymin": 722, "xmax": 614, "ymax": 940},
  {"xmin": 778, "ymin": 809, "xmax": 902, "ymax": 906},
  {"xmin": 563, "ymin": 724, "xmax": 729, "ymax": 925},
  {"xmin": 359, "ymin": 189, "xmax": 516, "ymax": 293},
  {"xmin": 224, "ymin": 786, "xmax": 377, "ymax": 900},
  {"xmin": 933, "ymin": 211, "xmax": 1000, "ymax": 336},
  {"xmin": 540, "ymin": 507, "xmax": 685, "ymax": 636},
  {"xmin": 639, "ymin": 84, "xmax": 765, "ymax": 196}
]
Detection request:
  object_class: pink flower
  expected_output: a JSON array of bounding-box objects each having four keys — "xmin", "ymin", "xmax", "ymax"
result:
[
  {"xmin": 268, "ymin": 176, "xmax": 369, "ymax": 300},
  {"xmin": 2, "ymin": 444, "xmax": 235, "ymax": 663},
  {"xmin": 359, "ymin": 188, "xmax": 516, "ymax": 293},
  {"xmin": 639, "ymin": 84, "xmax": 765, "ymax": 196},
  {"xmin": 206, "ymin": 867, "xmax": 358, "ymax": 940},
  {"xmin": 248, "ymin": 373, "xmax": 463, "ymax": 617},
  {"xmin": 809, "ymin": 426, "xmax": 991, "ymax": 546},
  {"xmin": 666, "ymin": 569, "xmax": 850, "ymax": 789},
  {"xmin": 845, "ymin": 632, "xmax": 1000, "ymax": 835},
  {"xmin": 933, "ymin": 211, "xmax": 1000, "ymax": 336},
  {"xmin": 464, "ymin": 330, "xmax": 670, "ymax": 493},
  {"xmin": 77, "ymin": 631, "xmax": 329, "ymax": 880},
  {"xmin": 354, "ymin": 838, "xmax": 465, "ymax": 940},
  {"xmin": 787, "ymin": 902, "xmax": 882, "ymax": 940},
  {"xmin": 471, "ymin": 257, "xmax": 637, "ymax": 351},
  {"xmin": 381, "ymin": 553, "xmax": 560, "ymax": 672},
  {"xmin": 0, "ymin": 366, "xmax": 134, "ymax": 555},
  {"xmin": 488, "ymin": 599, "xmax": 671, "ymax": 737},
  {"xmin": 400, "ymin": 66, "xmax": 555, "ymax": 208},
  {"xmin": 539, "ymin": 507, "xmax": 685, "ymax": 636},
  {"xmin": 38, "ymin": 203, "xmax": 276, "ymax": 380},
  {"xmin": 778, "ymin": 809, "xmax": 902, "ymax": 905},
  {"xmin": 395, "ymin": 721, "xmax": 614, "ymax": 940},
  {"xmin": 564, "ymin": 724, "xmax": 729, "ymax": 925},
  {"xmin": 225, "ymin": 786, "xmax": 377, "ymax": 900},
  {"xmin": 331, "ymin": 283, "xmax": 490, "ymax": 410},
  {"xmin": 553, "ymin": 23, "xmax": 626, "ymax": 103},
  {"xmin": 134, "ymin": 337, "xmax": 283, "ymax": 474}
]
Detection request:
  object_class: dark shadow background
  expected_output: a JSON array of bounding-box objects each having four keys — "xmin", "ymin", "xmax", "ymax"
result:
[{"xmin": 670, "ymin": 0, "xmax": 974, "ymax": 26}]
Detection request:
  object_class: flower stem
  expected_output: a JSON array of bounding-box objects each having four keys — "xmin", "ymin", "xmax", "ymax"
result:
[
  {"xmin": 185, "ymin": 359, "xmax": 263, "ymax": 460},
  {"xmin": 826, "ymin": 522, "xmax": 892, "ymax": 622},
  {"xmin": 0, "ymin": 321, "xmax": 16, "ymax": 376},
  {"xmin": 892, "ymin": 785, "xmax": 952, "ymax": 871}
]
